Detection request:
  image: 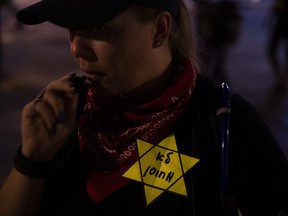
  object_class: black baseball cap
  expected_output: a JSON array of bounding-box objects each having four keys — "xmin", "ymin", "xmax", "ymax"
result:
[{"xmin": 17, "ymin": 0, "xmax": 179, "ymax": 30}]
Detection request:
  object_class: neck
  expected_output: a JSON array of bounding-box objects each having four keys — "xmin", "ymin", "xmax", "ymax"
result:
[{"xmin": 123, "ymin": 56, "xmax": 177, "ymax": 103}]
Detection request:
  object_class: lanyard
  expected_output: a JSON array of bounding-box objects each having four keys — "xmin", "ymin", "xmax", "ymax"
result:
[{"xmin": 216, "ymin": 83, "xmax": 231, "ymax": 215}]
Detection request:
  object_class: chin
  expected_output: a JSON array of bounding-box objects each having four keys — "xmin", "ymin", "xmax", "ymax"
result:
[{"xmin": 89, "ymin": 83, "xmax": 119, "ymax": 97}]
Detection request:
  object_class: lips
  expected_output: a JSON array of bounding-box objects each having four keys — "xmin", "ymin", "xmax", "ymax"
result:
[{"xmin": 79, "ymin": 60, "xmax": 105, "ymax": 77}]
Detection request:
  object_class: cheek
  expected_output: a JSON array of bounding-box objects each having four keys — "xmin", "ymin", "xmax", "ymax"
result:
[
  {"xmin": 112, "ymin": 34, "xmax": 152, "ymax": 67},
  {"xmin": 108, "ymin": 33, "xmax": 153, "ymax": 81},
  {"xmin": 111, "ymin": 24, "xmax": 153, "ymax": 59},
  {"xmin": 110, "ymin": 47, "xmax": 140, "ymax": 75}
]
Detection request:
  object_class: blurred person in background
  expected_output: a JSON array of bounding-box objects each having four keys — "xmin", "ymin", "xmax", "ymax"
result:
[
  {"xmin": 0, "ymin": 0, "xmax": 22, "ymax": 29},
  {"xmin": 0, "ymin": 0, "xmax": 22, "ymax": 79},
  {"xmin": 266, "ymin": 0, "xmax": 288, "ymax": 91},
  {"xmin": 194, "ymin": 0, "xmax": 242, "ymax": 84},
  {"xmin": 0, "ymin": 0, "xmax": 287, "ymax": 215}
]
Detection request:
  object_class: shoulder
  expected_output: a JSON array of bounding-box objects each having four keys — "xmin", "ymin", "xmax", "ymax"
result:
[
  {"xmin": 229, "ymin": 93, "xmax": 274, "ymax": 138},
  {"xmin": 229, "ymin": 93, "xmax": 287, "ymax": 175},
  {"xmin": 193, "ymin": 75, "xmax": 269, "ymax": 130},
  {"xmin": 191, "ymin": 74, "xmax": 218, "ymax": 106},
  {"xmin": 192, "ymin": 75, "xmax": 281, "ymax": 152}
]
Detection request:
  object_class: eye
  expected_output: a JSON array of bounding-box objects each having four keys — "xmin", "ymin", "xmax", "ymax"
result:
[
  {"xmin": 88, "ymin": 25, "xmax": 108, "ymax": 34},
  {"xmin": 84, "ymin": 26, "xmax": 111, "ymax": 39}
]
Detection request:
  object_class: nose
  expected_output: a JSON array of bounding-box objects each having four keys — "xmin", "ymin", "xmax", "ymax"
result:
[{"xmin": 69, "ymin": 31, "xmax": 97, "ymax": 61}]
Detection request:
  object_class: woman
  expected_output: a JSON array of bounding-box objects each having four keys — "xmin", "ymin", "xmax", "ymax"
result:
[{"xmin": 0, "ymin": 0, "xmax": 287, "ymax": 215}]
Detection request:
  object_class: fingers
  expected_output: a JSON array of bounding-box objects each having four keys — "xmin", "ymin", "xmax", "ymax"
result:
[
  {"xmin": 20, "ymin": 73, "xmax": 83, "ymax": 161},
  {"xmin": 30, "ymin": 73, "xmax": 81, "ymax": 133},
  {"xmin": 32, "ymin": 99, "xmax": 58, "ymax": 133}
]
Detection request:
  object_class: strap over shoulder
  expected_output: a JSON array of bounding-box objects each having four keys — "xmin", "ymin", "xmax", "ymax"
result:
[
  {"xmin": 216, "ymin": 83, "xmax": 236, "ymax": 215},
  {"xmin": 216, "ymin": 82, "xmax": 231, "ymax": 195}
]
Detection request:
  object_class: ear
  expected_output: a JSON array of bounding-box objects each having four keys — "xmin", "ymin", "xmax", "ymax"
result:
[{"xmin": 153, "ymin": 11, "xmax": 172, "ymax": 48}]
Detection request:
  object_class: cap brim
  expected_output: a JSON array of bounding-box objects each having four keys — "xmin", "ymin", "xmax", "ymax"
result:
[{"xmin": 17, "ymin": 0, "xmax": 131, "ymax": 29}]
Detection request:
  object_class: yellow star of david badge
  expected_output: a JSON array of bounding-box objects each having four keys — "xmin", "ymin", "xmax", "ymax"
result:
[{"xmin": 122, "ymin": 133, "xmax": 199, "ymax": 206}]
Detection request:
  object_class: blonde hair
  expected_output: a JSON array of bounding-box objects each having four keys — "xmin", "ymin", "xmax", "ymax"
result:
[
  {"xmin": 169, "ymin": 0, "xmax": 200, "ymax": 71},
  {"xmin": 131, "ymin": 1, "xmax": 201, "ymax": 72}
]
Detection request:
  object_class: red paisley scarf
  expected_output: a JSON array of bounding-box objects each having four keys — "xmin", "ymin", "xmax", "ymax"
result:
[{"xmin": 78, "ymin": 58, "xmax": 197, "ymax": 202}]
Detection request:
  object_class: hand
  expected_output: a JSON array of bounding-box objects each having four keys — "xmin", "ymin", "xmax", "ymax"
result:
[{"xmin": 21, "ymin": 73, "xmax": 80, "ymax": 162}]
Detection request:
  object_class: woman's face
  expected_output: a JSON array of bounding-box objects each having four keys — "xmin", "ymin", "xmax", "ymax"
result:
[{"xmin": 69, "ymin": 6, "xmax": 169, "ymax": 97}]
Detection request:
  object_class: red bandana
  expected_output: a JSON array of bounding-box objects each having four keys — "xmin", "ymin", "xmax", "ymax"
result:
[{"xmin": 78, "ymin": 58, "xmax": 197, "ymax": 202}]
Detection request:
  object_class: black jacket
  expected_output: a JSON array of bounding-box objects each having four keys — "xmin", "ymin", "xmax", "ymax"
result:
[{"xmin": 41, "ymin": 75, "xmax": 288, "ymax": 216}]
